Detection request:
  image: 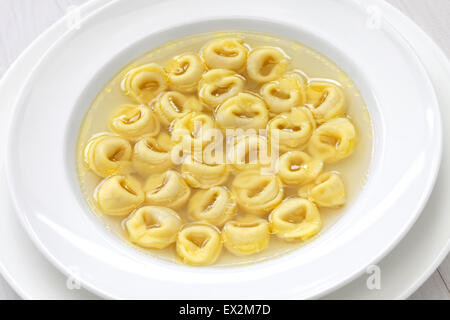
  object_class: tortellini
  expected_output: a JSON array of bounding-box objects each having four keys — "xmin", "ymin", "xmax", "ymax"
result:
[
  {"xmin": 306, "ymin": 82, "xmax": 345, "ymax": 124},
  {"xmin": 171, "ymin": 112, "xmax": 215, "ymax": 145},
  {"xmin": 188, "ymin": 187, "xmax": 236, "ymax": 227},
  {"xmin": 144, "ymin": 170, "xmax": 191, "ymax": 209},
  {"xmin": 109, "ymin": 104, "xmax": 160, "ymax": 139},
  {"xmin": 132, "ymin": 133, "xmax": 174, "ymax": 175},
  {"xmin": 165, "ymin": 54, "xmax": 205, "ymax": 93},
  {"xmin": 261, "ymin": 73, "xmax": 305, "ymax": 114},
  {"xmin": 176, "ymin": 223, "xmax": 222, "ymax": 265},
  {"xmin": 84, "ymin": 134, "xmax": 132, "ymax": 178},
  {"xmin": 215, "ymin": 93, "xmax": 269, "ymax": 129},
  {"xmin": 232, "ymin": 171, "xmax": 284, "ymax": 216},
  {"xmin": 201, "ymin": 38, "xmax": 249, "ymax": 71},
  {"xmin": 268, "ymin": 107, "xmax": 316, "ymax": 152},
  {"xmin": 222, "ymin": 218, "xmax": 270, "ymax": 256},
  {"xmin": 95, "ymin": 175, "xmax": 145, "ymax": 216},
  {"xmin": 122, "ymin": 63, "xmax": 168, "ymax": 104},
  {"xmin": 126, "ymin": 206, "xmax": 182, "ymax": 249},
  {"xmin": 153, "ymin": 91, "xmax": 203, "ymax": 126},
  {"xmin": 269, "ymin": 198, "xmax": 321, "ymax": 241},
  {"xmin": 299, "ymin": 172, "xmax": 346, "ymax": 208},
  {"xmin": 229, "ymin": 134, "xmax": 272, "ymax": 171},
  {"xmin": 278, "ymin": 151, "xmax": 323, "ymax": 185},
  {"xmin": 181, "ymin": 157, "xmax": 229, "ymax": 189},
  {"xmin": 308, "ymin": 117, "xmax": 356, "ymax": 163},
  {"xmin": 198, "ymin": 69, "xmax": 245, "ymax": 109},
  {"xmin": 247, "ymin": 47, "xmax": 289, "ymax": 83}
]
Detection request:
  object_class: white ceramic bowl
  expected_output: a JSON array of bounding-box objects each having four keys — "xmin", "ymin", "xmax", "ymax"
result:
[{"xmin": 5, "ymin": 0, "xmax": 442, "ymax": 299}]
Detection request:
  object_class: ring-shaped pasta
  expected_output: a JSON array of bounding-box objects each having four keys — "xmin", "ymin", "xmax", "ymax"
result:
[
  {"xmin": 306, "ymin": 82, "xmax": 345, "ymax": 124},
  {"xmin": 122, "ymin": 63, "xmax": 168, "ymax": 104},
  {"xmin": 201, "ymin": 38, "xmax": 249, "ymax": 71},
  {"xmin": 268, "ymin": 107, "xmax": 316, "ymax": 152},
  {"xmin": 222, "ymin": 217, "xmax": 270, "ymax": 256},
  {"xmin": 126, "ymin": 206, "xmax": 182, "ymax": 249},
  {"xmin": 132, "ymin": 133, "xmax": 174, "ymax": 175},
  {"xmin": 299, "ymin": 172, "xmax": 346, "ymax": 208},
  {"xmin": 84, "ymin": 134, "xmax": 132, "ymax": 178},
  {"xmin": 95, "ymin": 175, "xmax": 145, "ymax": 216},
  {"xmin": 247, "ymin": 47, "xmax": 289, "ymax": 83},
  {"xmin": 308, "ymin": 118, "xmax": 356, "ymax": 163},
  {"xmin": 261, "ymin": 73, "xmax": 305, "ymax": 114},
  {"xmin": 153, "ymin": 91, "xmax": 203, "ymax": 126},
  {"xmin": 144, "ymin": 170, "xmax": 191, "ymax": 209},
  {"xmin": 109, "ymin": 104, "xmax": 160, "ymax": 139},
  {"xmin": 198, "ymin": 69, "xmax": 245, "ymax": 109},
  {"xmin": 269, "ymin": 198, "xmax": 321, "ymax": 241},
  {"xmin": 171, "ymin": 112, "xmax": 215, "ymax": 144},
  {"xmin": 181, "ymin": 157, "xmax": 229, "ymax": 189},
  {"xmin": 176, "ymin": 223, "xmax": 222, "ymax": 265},
  {"xmin": 232, "ymin": 171, "xmax": 284, "ymax": 216},
  {"xmin": 188, "ymin": 187, "xmax": 236, "ymax": 227},
  {"xmin": 215, "ymin": 93, "xmax": 269, "ymax": 129},
  {"xmin": 229, "ymin": 135, "xmax": 273, "ymax": 171},
  {"xmin": 278, "ymin": 151, "xmax": 323, "ymax": 185},
  {"xmin": 165, "ymin": 54, "xmax": 205, "ymax": 93}
]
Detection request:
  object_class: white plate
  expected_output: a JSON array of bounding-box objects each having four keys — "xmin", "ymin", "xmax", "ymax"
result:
[{"xmin": 3, "ymin": 0, "xmax": 443, "ymax": 299}]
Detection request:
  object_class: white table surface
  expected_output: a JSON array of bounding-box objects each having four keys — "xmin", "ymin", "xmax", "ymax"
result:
[{"xmin": 0, "ymin": 0, "xmax": 449, "ymax": 300}]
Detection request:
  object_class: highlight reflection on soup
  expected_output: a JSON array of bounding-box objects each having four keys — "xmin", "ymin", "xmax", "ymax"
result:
[{"xmin": 77, "ymin": 32, "xmax": 372, "ymax": 266}]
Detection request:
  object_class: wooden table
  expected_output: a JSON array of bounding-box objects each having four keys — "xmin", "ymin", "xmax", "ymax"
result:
[{"xmin": 0, "ymin": 0, "xmax": 448, "ymax": 300}]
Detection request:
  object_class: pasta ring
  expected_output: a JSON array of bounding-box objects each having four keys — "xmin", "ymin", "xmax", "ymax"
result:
[
  {"xmin": 132, "ymin": 133, "xmax": 174, "ymax": 175},
  {"xmin": 201, "ymin": 38, "xmax": 249, "ymax": 71},
  {"xmin": 198, "ymin": 69, "xmax": 245, "ymax": 109},
  {"xmin": 153, "ymin": 91, "xmax": 203, "ymax": 126},
  {"xmin": 126, "ymin": 206, "xmax": 182, "ymax": 249},
  {"xmin": 261, "ymin": 73, "xmax": 305, "ymax": 114},
  {"xmin": 181, "ymin": 157, "xmax": 229, "ymax": 189},
  {"xmin": 187, "ymin": 187, "xmax": 236, "ymax": 227},
  {"xmin": 176, "ymin": 223, "xmax": 222, "ymax": 265},
  {"xmin": 122, "ymin": 63, "xmax": 168, "ymax": 104},
  {"xmin": 109, "ymin": 104, "xmax": 160, "ymax": 139},
  {"xmin": 216, "ymin": 93, "xmax": 269, "ymax": 129},
  {"xmin": 165, "ymin": 53, "xmax": 205, "ymax": 93},
  {"xmin": 229, "ymin": 134, "xmax": 273, "ymax": 171},
  {"xmin": 278, "ymin": 151, "xmax": 323, "ymax": 185},
  {"xmin": 222, "ymin": 217, "xmax": 270, "ymax": 256},
  {"xmin": 84, "ymin": 134, "xmax": 132, "ymax": 178},
  {"xmin": 308, "ymin": 117, "xmax": 356, "ymax": 163},
  {"xmin": 269, "ymin": 198, "xmax": 321, "ymax": 241},
  {"xmin": 171, "ymin": 112, "xmax": 215, "ymax": 144},
  {"xmin": 299, "ymin": 172, "xmax": 346, "ymax": 208},
  {"xmin": 144, "ymin": 170, "xmax": 191, "ymax": 209},
  {"xmin": 247, "ymin": 47, "xmax": 289, "ymax": 83},
  {"xmin": 95, "ymin": 175, "xmax": 145, "ymax": 216},
  {"xmin": 306, "ymin": 82, "xmax": 345, "ymax": 124},
  {"xmin": 232, "ymin": 171, "xmax": 284, "ymax": 216}
]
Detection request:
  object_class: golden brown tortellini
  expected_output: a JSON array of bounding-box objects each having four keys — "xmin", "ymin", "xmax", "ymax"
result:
[
  {"xmin": 306, "ymin": 82, "xmax": 345, "ymax": 124},
  {"xmin": 229, "ymin": 134, "xmax": 273, "ymax": 171},
  {"xmin": 261, "ymin": 73, "xmax": 305, "ymax": 114},
  {"xmin": 181, "ymin": 157, "xmax": 229, "ymax": 189},
  {"xmin": 84, "ymin": 134, "xmax": 132, "ymax": 178},
  {"xmin": 201, "ymin": 38, "xmax": 249, "ymax": 71},
  {"xmin": 268, "ymin": 107, "xmax": 316, "ymax": 152},
  {"xmin": 109, "ymin": 104, "xmax": 160, "ymax": 139},
  {"xmin": 308, "ymin": 117, "xmax": 356, "ymax": 163},
  {"xmin": 269, "ymin": 198, "xmax": 321, "ymax": 241},
  {"xmin": 247, "ymin": 47, "xmax": 289, "ymax": 83},
  {"xmin": 188, "ymin": 187, "xmax": 236, "ymax": 227},
  {"xmin": 153, "ymin": 91, "xmax": 203, "ymax": 126},
  {"xmin": 126, "ymin": 206, "xmax": 182, "ymax": 249},
  {"xmin": 176, "ymin": 223, "xmax": 222, "ymax": 265},
  {"xmin": 222, "ymin": 217, "xmax": 270, "ymax": 256},
  {"xmin": 144, "ymin": 170, "xmax": 191, "ymax": 209},
  {"xmin": 165, "ymin": 53, "xmax": 205, "ymax": 93},
  {"xmin": 278, "ymin": 151, "xmax": 323, "ymax": 185},
  {"xmin": 198, "ymin": 69, "xmax": 245, "ymax": 109},
  {"xmin": 122, "ymin": 63, "xmax": 168, "ymax": 104},
  {"xmin": 132, "ymin": 133, "xmax": 174, "ymax": 175},
  {"xmin": 215, "ymin": 93, "xmax": 269, "ymax": 129},
  {"xmin": 95, "ymin": 175, "xmax": 145, "ymax": 216},
  {"xmin": 232, "ymin": 171, "xmax": 284, "ymax": 216},
  {"xmin": 299, "ymin": 172, "xmax": 346, "ymax": 208}
]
